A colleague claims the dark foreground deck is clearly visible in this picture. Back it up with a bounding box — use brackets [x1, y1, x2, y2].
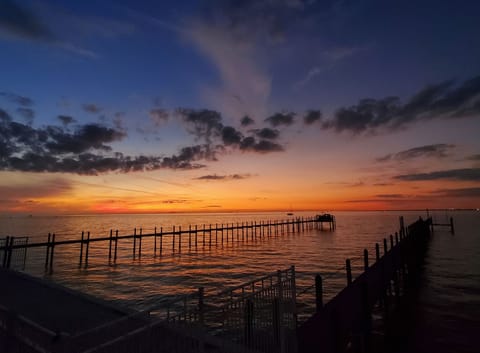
[0, 270, 253, 353]
[0, 270, 133, 335]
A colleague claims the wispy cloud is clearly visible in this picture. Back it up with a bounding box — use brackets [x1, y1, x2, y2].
[293, 67, 323, 90]
[377, 144, 456, 162]
[0, 0, 98, 58]
[434, 187, 480, 198]
[194, 174, 252, 181]
[393, 168, 480, 182]
[0, 92, 34, 106]
[265, 112, 295, 127]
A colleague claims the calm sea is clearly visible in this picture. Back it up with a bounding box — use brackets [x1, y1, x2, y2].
[1, 210, 479, 351]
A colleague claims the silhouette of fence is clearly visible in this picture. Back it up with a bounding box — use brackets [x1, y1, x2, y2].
[0, 216, 333, 272]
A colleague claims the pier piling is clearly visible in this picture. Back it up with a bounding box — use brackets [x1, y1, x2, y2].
[346, 258, 352, 285]
[315, 274, 323, 311]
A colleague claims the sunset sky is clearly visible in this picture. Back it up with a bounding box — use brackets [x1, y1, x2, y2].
[1, 0, 480, 214]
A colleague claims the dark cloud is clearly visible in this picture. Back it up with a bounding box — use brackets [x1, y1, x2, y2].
[394, 168, 480, 182]
[162, 199, 189, 204]
[304, 110, 322, 125]
[83, 103, 102, 114]
[194, 174, 252, 181]
[178, 108, 223, 143]
[16, 107, 35, 124]
[0, 114, 212, 174]
[265, 112, 295, 127]
[375, 194, 404, 198]
[45, 124, 125, 154]
[240, 137, 284, 153]
[0, 92, 34, 106]
[0, 0, 53, 41]
[0, 2, 100, 57]
[160, 144, 215, 170]
[1, 105, 288, 175]
[222, 126, 242, 145]
[57, 115, 76, 126]
[241, 115, 255, 126]
[180, 108, 286, 154]
[377, 144, 455, 162]
[435, 187, 480, 198]
[324, 75, 480, 134]
[254, 128, 279, 140]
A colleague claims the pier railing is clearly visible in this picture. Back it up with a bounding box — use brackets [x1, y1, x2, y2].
[297, 217, 432, 353]
[0, 216, 333, 271]
[73, 266, 298, 353]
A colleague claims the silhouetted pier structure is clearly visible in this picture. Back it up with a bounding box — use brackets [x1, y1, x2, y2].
[315, 214, 336, 231]
[298, 216, 432, 353]
[0, 215, 436, 353]
[1, 216, 334, 271]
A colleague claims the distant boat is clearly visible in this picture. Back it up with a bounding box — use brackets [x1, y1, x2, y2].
[287, 212, 294, 216]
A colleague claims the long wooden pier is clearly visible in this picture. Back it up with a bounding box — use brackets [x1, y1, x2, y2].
[298, 217, 432, 353]
[1, 216, 334, 271]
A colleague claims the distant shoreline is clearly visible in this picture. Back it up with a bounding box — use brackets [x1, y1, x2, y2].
[0, 208, 478, 218]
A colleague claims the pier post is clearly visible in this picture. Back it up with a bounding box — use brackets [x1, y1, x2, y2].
[114, 230, 118, 262]
[49, 234, 55, 271]
[85, 232, 90, 268]
[364, 249, 369, 271]
[189, 225, 192, 249]
[346, 259, 352, 285]
[195, 225, 198, 248]
[6, 236, 14, 269]
[79, 232, 84, 267]
[133, 228, 137, 258]
[399, 216, 405, 237]
[383, 238, 388, 255]
[450, 217, 455, 234]
[390, 234, 394, 249]
[315, 274, 323, 311]
[172, 226, 175, 252]
[45, 233, 51, 269]
[154, 227, 157, 256]
[375, 243, 380, 261]
[138, 228, 142, 257]
[395, 232, 399, 245]
[179, 226, 182, 252]
[209, 224, 212, 247]
[203, 224, 206, 247]
[108, 229, 113, 262]
[160, 227, 163, 255]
